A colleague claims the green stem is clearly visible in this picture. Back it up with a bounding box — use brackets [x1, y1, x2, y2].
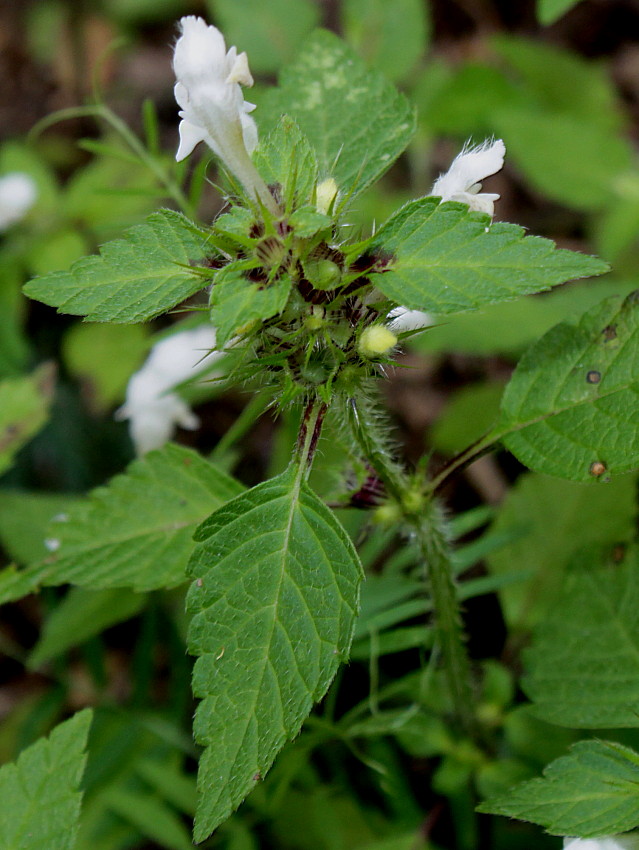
[346, 395, 477, 736]
[294, 398, 328, 479]
[426, 429, 501, 494]
[412, 504, 478, 738]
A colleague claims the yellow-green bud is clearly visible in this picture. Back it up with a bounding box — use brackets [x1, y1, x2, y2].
[316, 177, 338, 215]
[402, 489, 423, 514]
[305, 313, 325, 331]
[373, 503, 402, 525]
[358, 325, 397, 358]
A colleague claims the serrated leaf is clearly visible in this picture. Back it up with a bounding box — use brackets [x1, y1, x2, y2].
[498, 291, 639, 481]
[186, 465, 362, 840]
[486, 472, 637, 629]
[12, 444, 243, 596]
[260, 30, 416, 197]
[211, 268, 292, 347]
[537, 0, 581, 25]
[0, 709, 92, 850]
[0, 364, 55, 476]
[24, 210, 213, 323]
[29, 587, 145, 668]
[253, 117, 318, 209]
[523, 547, 639, 727]
[369, 198, 607, 313]
[478, 739, 639, 837]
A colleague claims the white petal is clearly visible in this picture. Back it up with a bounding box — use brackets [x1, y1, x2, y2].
[0, 172, 37, 230]
[226, 51, 253, 87]
[240, 111, 259, 155]
[173, 16, 226, 85]
[388, 306, 432, 333]
[432, 139, 505, 203]
[175, 119, 207, 162]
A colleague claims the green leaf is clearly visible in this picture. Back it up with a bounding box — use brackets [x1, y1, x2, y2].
[210, 267, 292, 347]
[537, 0, 581, 25]
[342, 0, 429, 83]
[24, 210, 213, 323]
[260, 30, 416, 197]
[478, 739, 639, 837]
[493, 109, 633, 211]
[0, 709, 92, 850]
[0, 364, 55, 476]
[253, 117, 318, 209]
[0, 491, 80, 565]
[493, 36, 624, 132]
[523, 547, 639, 727]
[29, 587, 146, 668]
[369, 198, 608, 313]
[12, 444, 243, 596]
[186, 465, 362, 840]
[103, 787, 193, 850]
[486, 472, 637, 629]
[207, 0, 320, 74]
[499, 291, 639, 481]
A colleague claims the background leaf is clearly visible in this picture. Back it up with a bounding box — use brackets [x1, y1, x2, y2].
[207, 0, 320, 74]
[369, 198, 608, 313]
[0, 364, 55, 476]
[260, 30, 416, 197]
[499, 291, 639, 481]
[479, 739, 639, 837]
[0, 709, 92, 850]
[486, 471, 637, 629]
[24, 210, 212, 323]
[187, 465, 362, 841]
[5, 445, 243, 599]
[523, 546, 639, 727]
[341, 0, 429, 83]
[537, 0, 582, 25]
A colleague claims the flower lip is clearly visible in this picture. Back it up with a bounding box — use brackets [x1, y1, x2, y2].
[431, 138, 506, 217]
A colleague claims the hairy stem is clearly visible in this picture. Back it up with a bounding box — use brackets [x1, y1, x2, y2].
[295, 398, 328, 478]
[346, 394, 477, 736]
[412, 504, 478, 737]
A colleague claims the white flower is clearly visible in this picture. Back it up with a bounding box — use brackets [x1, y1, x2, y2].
[116, 324, 222, 455]
[431, 139, 505, 217]
[172, 16, 277, 213]
[0, 172, 37, 231]
[388, 306, 432, 334]
[564, 835, 639, 850]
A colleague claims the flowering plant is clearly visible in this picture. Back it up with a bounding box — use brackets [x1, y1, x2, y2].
[4, 10, 639, 849]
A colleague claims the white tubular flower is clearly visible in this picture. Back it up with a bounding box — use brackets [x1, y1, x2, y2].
[0, 172, 37, 231]
[431, 139, 506, 217]
[564, 835, 639, 850]
[116, 324, 222, 455]
[388, 306, 432, 334]
[172, 16, 277, 213]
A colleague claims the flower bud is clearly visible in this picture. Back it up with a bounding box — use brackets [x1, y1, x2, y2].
[358, 325, 397, 358]
[316, 178, 338, 215]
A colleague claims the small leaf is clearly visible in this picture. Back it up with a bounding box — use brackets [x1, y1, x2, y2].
[10, 445, 243, 597]
[369, 198, 608, 314]
[253, 117, 318, 209]
[499, 291, 639, 481]
[24, 210, 213, 323]
[478, 739, 639, 837]
[0, 364, 55, 476]
[210, 268, 293, 347]
[0, 709, 92, 850]
[523, 547, 639, 728]
[187, 465, 362, 840]
[260, 30, 416, 197]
